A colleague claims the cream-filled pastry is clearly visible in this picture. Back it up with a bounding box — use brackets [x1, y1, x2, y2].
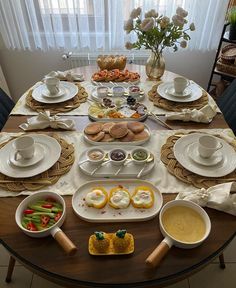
[131, 186, 154, 208]
[109, 186, 130, 209]
[85, 187, 108, 209]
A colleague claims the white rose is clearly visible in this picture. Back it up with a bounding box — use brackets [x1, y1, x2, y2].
[124, 19, 134, 33]
[130, 7, 141, 19]
[176, 7, 188, 18]
[172, 14, 185, 27]
[140, 17, 154, 32]
[125, 42, 134, 50]
[190, 23, 195, 31]
[145, 9, 158, 18]
[180, 40, 187, 48]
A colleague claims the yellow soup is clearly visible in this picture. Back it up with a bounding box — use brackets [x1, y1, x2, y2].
[162, 206, 206, 243]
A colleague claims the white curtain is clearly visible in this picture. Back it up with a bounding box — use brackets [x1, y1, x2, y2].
[0, 0, 229, 52]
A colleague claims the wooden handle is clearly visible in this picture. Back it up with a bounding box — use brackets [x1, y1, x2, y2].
[145, 240, 171, 268]
[53, 230, 77, 256]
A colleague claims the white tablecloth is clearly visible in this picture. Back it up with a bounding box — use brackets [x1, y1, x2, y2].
[11, 81, 219, 116]
[0, 128, 234, 197]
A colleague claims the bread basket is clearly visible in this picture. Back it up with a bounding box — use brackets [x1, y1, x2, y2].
[97, 55, 127, 70]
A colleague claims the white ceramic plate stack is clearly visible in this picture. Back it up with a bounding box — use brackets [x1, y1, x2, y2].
[78, 145, 155, 178]
[157, 81, 203, 103]
[0, 134, 61, 178]
[72, 179, 163, 222]
[32, 81, 78, 104]
[173, 133, 236, 177]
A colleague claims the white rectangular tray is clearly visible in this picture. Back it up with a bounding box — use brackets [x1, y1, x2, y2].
[78, 145, 155, 178]
[72, 179, 163, 222]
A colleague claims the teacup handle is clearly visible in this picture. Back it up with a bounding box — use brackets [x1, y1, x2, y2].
[216, 142, 223, 151]
[14, 151, 20, 161]
[186, 80, 191, 87]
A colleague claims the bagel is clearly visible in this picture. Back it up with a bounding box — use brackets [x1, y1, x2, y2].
[84, 123, 102, 135]
[109, 122, 128, 139]
[127, 122, 145, 133]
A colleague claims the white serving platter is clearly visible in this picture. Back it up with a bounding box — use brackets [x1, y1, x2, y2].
[173, 133, 236, 177]
[32, 81, 78, 104]
[83, 123, 151, 146]
[91, 79, 140, 88]
[0, 134, 61, 178]
[78, 145, 155, 178]
[72, 179, 163, 222]
[157, 81, 202, 103]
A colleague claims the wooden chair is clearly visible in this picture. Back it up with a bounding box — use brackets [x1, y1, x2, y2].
[0, 88, 15, 131]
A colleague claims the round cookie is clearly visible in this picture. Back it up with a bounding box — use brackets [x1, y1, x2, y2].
[85, 123, 102, 135]
[133, 130, 149, 141]
[120, 130, 135, 142]
[87, 131, 105, 142]
[127, 122, 144, 134]
[102, 122, 115, 133]
[109, 123, 128, 139]
[100, 133, 114, 142]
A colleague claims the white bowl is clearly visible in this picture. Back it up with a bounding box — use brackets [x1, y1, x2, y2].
[86, 148, 106, 164]
[159, 199, 211, 249]
[97, 86, 109, 98]
[131, 147, 150, 165]
[129, 85, 140, 97]
[112, 86, 125, 97]
[109, 149, 128, 166]
[15, 191, 66, 238]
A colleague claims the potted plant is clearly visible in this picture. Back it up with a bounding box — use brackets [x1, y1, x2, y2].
[228, 6, 236, 40]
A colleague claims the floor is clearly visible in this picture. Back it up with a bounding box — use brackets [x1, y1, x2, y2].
[0, 238, 235, 288]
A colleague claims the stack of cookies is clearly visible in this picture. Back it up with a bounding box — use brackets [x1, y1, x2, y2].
[84, 121, 149, 143]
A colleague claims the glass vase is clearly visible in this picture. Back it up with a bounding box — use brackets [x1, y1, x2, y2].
[145, 51, 165, 80]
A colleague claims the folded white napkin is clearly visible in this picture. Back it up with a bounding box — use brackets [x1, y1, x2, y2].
[176, 182, 236, 216]
[166, 103, 217, 123]
[45, 71, 84, 82]
[19, 111, 75, 131]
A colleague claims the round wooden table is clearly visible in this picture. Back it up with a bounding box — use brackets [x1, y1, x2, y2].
[0, 65, 235, 288]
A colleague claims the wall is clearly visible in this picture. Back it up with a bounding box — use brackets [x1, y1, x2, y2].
[0, 47, 216, 102]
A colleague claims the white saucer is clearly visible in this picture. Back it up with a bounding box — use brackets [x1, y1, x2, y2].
[42, 87, 65, 98]
[9, 143, 45, 168]
[166, 86, 191, 97]
[157, 81, 202, 103]
[187, 142, 223, 167]
[173, 133, 236, 177]
[32, 82, 78, 104]
[0, 134, 61, 178]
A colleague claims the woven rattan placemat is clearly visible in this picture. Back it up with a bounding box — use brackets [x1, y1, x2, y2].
[161, 133, 236, 189]
[0, 134, 75, 192]
[148, 83, 208, 112]
[26, 83, 88, 115]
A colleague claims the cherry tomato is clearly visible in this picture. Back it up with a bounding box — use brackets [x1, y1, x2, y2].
[23, 209, 34, 214]
[27, 222, 37, 231]
[54, 212, 62, 222]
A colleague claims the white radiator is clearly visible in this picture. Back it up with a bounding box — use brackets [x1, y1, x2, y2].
[62, 52, 147, 69]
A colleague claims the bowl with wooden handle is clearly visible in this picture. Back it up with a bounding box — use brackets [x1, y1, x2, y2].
[145, 199, 211, 268]
[15, 191, 77, 255]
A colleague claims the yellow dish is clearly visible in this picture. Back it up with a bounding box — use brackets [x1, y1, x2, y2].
[85, 187, 108, 209]
[131, 186, 154, 208]
[89, 232, 134, 255]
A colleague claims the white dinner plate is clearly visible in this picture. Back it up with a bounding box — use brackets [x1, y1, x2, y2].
[187, 142, 223, 167]
[78, 145, 155, 178]
[173, 133, 236, 177]
[32, 81, 78, 104]
[9, 143, 45, 168]
[0, 134, 61, 178]
[157, 81, 202, 102]
[166, 86, 192, 97]
[72, 179, 163, 222]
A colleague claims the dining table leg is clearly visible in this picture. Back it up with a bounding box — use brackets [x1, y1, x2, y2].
[219, 253, 226, 269]
[5, 255, 16, 283]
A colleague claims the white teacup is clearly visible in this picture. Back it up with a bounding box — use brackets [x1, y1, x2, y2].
[198, 135, 223, 159]
[174, 77, 190, 94]
[45, 77, 60, 95]
[13, 136, 35, 161]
